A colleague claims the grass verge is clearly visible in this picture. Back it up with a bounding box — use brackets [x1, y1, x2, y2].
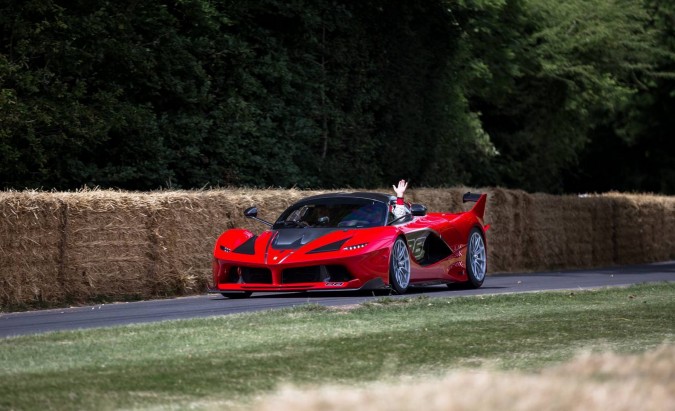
[249, 345, 675, 411]
[0, 283, 673, 410]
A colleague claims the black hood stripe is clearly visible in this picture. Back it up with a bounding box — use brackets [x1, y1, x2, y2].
[306, 237, 352, 254]
[271, 228, 343, 251]
[233, 236, 257, 255]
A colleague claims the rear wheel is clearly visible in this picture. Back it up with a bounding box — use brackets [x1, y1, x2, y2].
[389, 237, 411, 294]
[465, 228, 487, 288]
[221, 292, 252, 299]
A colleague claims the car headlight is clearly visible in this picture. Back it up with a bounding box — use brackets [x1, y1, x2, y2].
[343, 243, 368, 251]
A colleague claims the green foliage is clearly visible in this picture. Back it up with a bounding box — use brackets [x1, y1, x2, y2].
[462, 0, 673, 192]
[0, 0, 672, 192]
[564, 0, 675, 193]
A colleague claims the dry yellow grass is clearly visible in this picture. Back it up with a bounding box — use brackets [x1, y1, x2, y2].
[1, 188, 674, 308]
[246, 345, 675, 411]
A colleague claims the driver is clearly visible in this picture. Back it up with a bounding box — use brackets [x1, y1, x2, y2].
[391, 179, 411, 219]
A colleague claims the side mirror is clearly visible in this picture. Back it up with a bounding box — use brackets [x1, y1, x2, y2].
[411, 204, 427, 217]
[317, 216, 330, 225]
[243, 206, 273, 227]
[244, 207, 258, 218]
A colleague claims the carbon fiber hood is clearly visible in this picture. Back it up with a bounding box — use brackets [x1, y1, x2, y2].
[270, 228, 341, 250]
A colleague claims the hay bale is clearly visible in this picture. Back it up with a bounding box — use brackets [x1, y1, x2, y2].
[607, 194, 647, 265]
[151, 191, 242, 295]
[59, 191, 158, 302]
[483, 188, 533, 273]
[0, 191, 64, 307]
[528, 193, 565, 270]
[605, 193, 675, 264]
[532, 194, 596, 270]
[562, 196, 594, 269]
[586, 196, 615, 266]
[635, 194, 674, 262]
[665, 196, 675, 261]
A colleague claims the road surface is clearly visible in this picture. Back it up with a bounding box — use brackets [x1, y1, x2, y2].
[1, 261, 673, 338]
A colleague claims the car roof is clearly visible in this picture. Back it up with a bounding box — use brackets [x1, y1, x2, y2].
[292, 192, 395, 206]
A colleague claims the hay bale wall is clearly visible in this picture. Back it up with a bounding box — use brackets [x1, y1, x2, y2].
[1, 189, 673, 309]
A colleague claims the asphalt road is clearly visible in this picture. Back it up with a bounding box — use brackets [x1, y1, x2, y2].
[1, 261, 673, 338]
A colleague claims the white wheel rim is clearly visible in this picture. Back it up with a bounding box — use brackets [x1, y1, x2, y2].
[393, 239, 410, 289]
[469, 232, 486, 281]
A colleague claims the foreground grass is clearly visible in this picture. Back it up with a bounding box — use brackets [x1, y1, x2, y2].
[0, 283, 673, 410]
[250, 345, 675, 411]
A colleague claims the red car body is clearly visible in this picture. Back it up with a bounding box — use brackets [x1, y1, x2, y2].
[210, 192, 489, 297]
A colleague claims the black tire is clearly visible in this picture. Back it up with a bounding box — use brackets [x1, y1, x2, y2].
[389, 237, 411, 294]
[465, 228, 487, 288]
[221, 291, 252, 299]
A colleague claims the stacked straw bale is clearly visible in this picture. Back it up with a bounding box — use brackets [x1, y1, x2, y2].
[587, 196, 615, 266]
[604, 193, 675, 265]
[0, 191, 65, 305]
[0, 188, 673, 309]
[481, 188, 533, 273]
[529, 193, 594, 270]
[60, 191, 160, 301]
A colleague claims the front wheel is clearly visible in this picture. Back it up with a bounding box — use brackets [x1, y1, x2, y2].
[465, 228, 487, 288]
[389, 237, 411, 294]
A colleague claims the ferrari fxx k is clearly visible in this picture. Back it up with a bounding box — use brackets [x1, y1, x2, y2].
[210, 192, 489, 298]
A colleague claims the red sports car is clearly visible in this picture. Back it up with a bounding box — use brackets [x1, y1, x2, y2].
[210, 192, 489, 298]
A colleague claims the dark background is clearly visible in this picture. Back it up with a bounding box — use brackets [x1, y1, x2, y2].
[1, 0, 673, 194]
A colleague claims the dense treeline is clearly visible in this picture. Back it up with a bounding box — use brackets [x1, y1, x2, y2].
[1, 0, 673, 193]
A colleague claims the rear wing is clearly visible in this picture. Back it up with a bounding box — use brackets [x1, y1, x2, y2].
[462, 192, 482, 203]
[463, 192, 487, 221]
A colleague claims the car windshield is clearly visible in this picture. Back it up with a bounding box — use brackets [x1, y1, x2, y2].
[273, 199, 388, 229]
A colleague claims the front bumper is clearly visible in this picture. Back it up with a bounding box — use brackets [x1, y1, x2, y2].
[208, 277, 387, 294]
[211, 249, 390, 293]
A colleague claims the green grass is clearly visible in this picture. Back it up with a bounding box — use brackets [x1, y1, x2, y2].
[1, 283, 673, 410]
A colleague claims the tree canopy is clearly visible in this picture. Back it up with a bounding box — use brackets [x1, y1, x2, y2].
[1, 0, 673, 193]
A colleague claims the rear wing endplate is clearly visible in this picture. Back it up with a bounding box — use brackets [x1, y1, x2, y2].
[463, 192, 482, 203]
[463, 192, 487, 220]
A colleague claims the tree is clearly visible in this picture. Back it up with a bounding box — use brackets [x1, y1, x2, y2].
[465, 0, 672, 193]
[565, 0, 675, 194]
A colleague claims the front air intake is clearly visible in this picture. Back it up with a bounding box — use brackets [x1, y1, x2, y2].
[282, 265, 352, 284]
[225, 266, 273, 284]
